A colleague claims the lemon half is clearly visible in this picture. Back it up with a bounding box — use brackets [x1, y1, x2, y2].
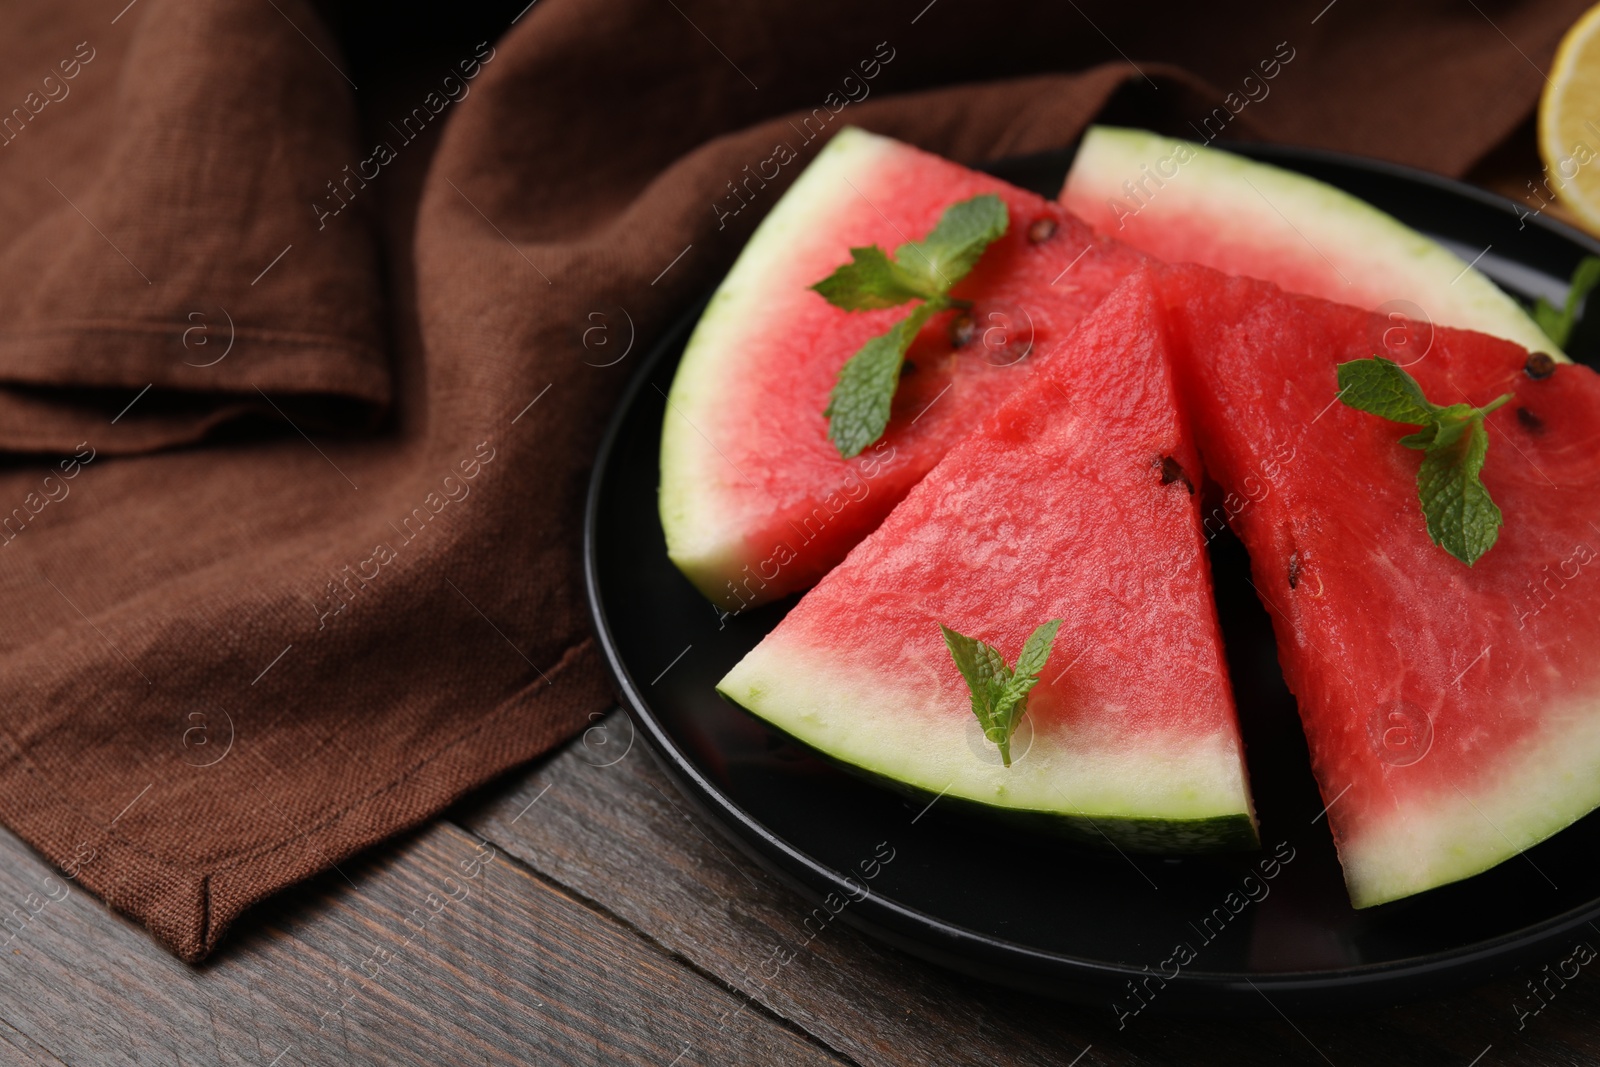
[1540, 2, 1600, 235]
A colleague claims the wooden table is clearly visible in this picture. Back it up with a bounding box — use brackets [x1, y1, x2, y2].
[1, 706, 1597, 1067]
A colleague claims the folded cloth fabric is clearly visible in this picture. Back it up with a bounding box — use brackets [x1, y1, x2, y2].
[0, 0, 1581, 961]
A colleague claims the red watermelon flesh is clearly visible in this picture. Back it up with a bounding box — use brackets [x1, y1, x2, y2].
[1158, 261, 1600, 905]
[661, 127, 1147, 615]
[717, 272, 1257, 849]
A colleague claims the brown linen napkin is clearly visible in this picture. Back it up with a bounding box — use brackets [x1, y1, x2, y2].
[0, 0, 1584, 961]
[0, 0, 387, 453]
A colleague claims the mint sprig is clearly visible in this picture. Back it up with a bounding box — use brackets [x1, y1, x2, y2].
[813, 195, 1010, 458]
[1532, 255, 1600, 348]
[1336, 357, 1512, 566]
[940, 618, 1061, 767]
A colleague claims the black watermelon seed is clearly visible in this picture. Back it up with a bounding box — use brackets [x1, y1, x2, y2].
[949, 314, 975, 347]
[1159, 455, 1194, 494]
[1525, 352, 1557, 380]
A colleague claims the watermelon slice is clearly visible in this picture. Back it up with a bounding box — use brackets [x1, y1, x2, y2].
[661, 127, 1146, 612]
[1061, 126, 1561, 358]
[1158, 261, 1600, 905]
[717, 272, 1258, 850]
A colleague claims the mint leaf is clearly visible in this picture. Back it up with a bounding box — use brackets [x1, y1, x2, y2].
[892, 194, 1009, 295]
[1336, 356, 1440, 426]
[811, 246, 933, 310]
[1336, 357, 1512, 566]
[814, 195, 1011, 458]
[939, 623, 1010, 751]
[1010, 619, 1061, 681]
[824, 304, 935, 458]
[1416, 417, 1502, 566]
[940, 618, 1061, 768]
[1532, 255, 1600, 348]
[993, 619, 1061, 744]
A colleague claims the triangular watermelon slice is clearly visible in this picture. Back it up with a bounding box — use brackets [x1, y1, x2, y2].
[661, 127, 1146, 613]
[1060, 126, 1559, 358]
[717, 272, 1258, 850]
[1157, 261, 1600, 905]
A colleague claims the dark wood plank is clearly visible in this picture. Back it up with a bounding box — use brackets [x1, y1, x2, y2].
[0, 1018, 66, 1067]
[460, 710, 1600, 1067]
[0, 817, 849, 1067]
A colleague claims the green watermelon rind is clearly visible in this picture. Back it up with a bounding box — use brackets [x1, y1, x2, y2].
[659, 127, 896, 601]
[720, 688, 1260, 852]
[718, 649, 1261, 854]
[1063, 126, 1566, 361]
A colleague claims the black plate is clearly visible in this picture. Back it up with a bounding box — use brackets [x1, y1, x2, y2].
[584, 141, 1600, 1016]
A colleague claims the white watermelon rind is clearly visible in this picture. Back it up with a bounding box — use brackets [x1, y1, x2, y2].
[718, 642, 1260, 852]
[659, 127, 897, 601]
[1344, 694, 1600, 908]
[1062, 126, 1566, 361]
